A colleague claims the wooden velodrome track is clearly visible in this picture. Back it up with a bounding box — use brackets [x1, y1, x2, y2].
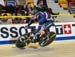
[0, 40, 75, 57]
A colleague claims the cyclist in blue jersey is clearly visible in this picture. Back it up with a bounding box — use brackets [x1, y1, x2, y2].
[28, 10, 51, 34]
[26, 7, 59, 42]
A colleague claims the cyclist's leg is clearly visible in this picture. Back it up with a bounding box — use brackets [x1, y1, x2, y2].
[33, 25, 42, 34]
[30, 25, 42, 43]
[42, 21, 52, 33]
[44, 21, 51, 28]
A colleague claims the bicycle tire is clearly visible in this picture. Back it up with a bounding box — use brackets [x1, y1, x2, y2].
[39, 32, 56, 47]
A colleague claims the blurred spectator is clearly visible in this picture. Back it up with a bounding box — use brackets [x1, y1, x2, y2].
[15, 5, 24, 15]
[12, 13, 25, 24]
[0, 4, 3, 15]
[0, 13, 12, 24]
[24, 2, 34, 23]
[6, 5, 15, 15]
[24, 2, 33, 15]
[12, 18, 23, 24]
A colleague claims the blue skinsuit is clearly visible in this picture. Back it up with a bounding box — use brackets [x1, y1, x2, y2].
[28, 12, 52, 34]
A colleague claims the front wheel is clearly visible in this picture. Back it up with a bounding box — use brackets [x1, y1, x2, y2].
[39, 32, 56, 47]
[16, 35, 30, 48]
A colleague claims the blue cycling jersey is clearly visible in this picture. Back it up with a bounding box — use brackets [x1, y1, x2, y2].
[38, 12, 51, 24]
[28, 11, 52, 34]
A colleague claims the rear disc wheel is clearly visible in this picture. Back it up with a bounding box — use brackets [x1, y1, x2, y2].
[39, 32, 56, 47]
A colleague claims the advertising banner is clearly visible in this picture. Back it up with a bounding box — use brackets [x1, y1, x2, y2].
[0, 22, 75, 44]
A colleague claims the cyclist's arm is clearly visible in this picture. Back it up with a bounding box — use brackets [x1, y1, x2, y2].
[33, 25, 42, 34]
[28, 14, 38, 26]
[28, 18, 34, 26]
